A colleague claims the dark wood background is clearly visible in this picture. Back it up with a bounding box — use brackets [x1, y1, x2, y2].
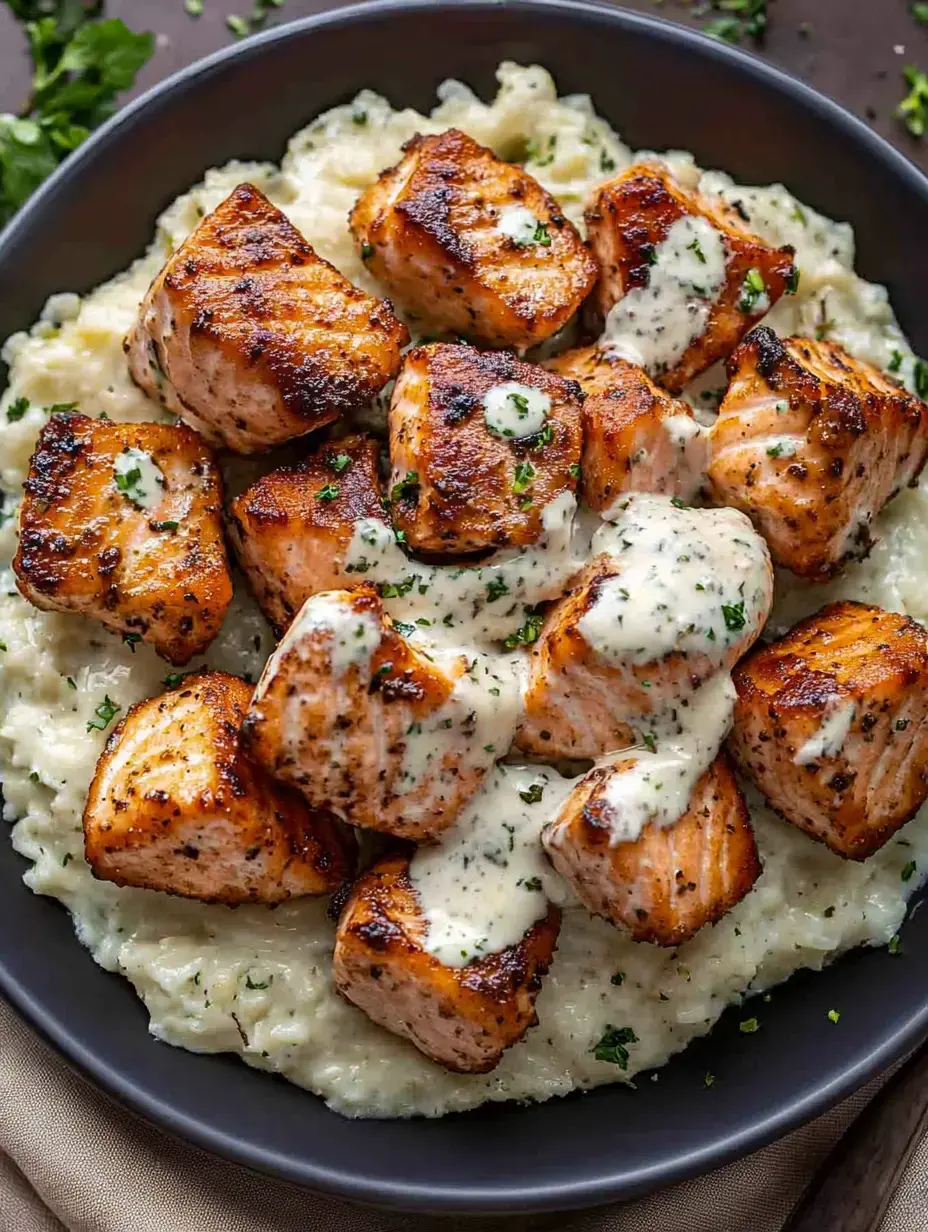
[1, 1, 926, 175]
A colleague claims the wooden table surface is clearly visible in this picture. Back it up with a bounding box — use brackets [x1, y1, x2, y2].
[1, 0, 926, 176]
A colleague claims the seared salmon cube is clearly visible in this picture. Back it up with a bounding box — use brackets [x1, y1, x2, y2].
[584, 164, 797, 392]
[389, 343, 583, 554]
[126, 182, 409, 454]
[227, 433, 384, 635]
[13, 412, 232, 665]
[241, 587, 517, 841]
[349, 129, 597, 351]
[729, 600, 928, 860]
[543, 753, 759, 945]
[708, 327, 928, 579]
[84, 670, 355, 904]
[333, 850, 560, 1072]
[516, 496, 773, 759]
[545, 345, 706, 509]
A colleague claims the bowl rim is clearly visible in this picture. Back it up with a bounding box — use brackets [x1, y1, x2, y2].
[2, 0, 928, 1213]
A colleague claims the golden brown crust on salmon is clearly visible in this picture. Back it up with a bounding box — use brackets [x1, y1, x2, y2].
[707, 327, 928, 579]
[83, 670, 355, 904]
[241, 587, 501, 841]
[227, 433, 384, 635]
[349, 129, 597, 351]
[584, 164, 796, 392]
[13, 413, 232, 665]
[729, 600, 928, 859]
[543, 753, 759, 945]
[545, 346, 706, 508]
[126, 182, 409, 453]
[332, 850, 560, 1072]
[388, 343, 583, 554]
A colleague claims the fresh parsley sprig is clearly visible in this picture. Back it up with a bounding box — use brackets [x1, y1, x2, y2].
[0, 1, 154, 227]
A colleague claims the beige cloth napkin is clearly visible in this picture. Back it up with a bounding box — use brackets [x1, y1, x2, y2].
[0, 995, 925, 1232]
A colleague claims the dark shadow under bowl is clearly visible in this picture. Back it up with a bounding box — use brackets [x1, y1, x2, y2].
[1, 0, 927, 1213]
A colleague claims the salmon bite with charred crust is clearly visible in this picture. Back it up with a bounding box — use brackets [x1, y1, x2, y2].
[389, 343, 583, 555]
[545, 346, 707, 507]
[584, 164, 797, 393]
[13, 413, 232, 665]
[544, 754, 760, 946]
[126, 182, 409, 453]
[729, 601, 928, 860]
[83, 671, 355, 904]
[349, 128, 597, 350]
[333, 851, 561, 1073]
[226, 433, 385, 635]
[241, 587, 519, 842]
[708, 327, 928, 579]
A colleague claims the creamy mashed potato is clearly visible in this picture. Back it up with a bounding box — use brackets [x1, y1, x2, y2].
[1, 64, 926, 1119]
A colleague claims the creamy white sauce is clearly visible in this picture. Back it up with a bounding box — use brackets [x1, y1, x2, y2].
[483, 382, 550, 439]
[267, 591, 381, 678]
[112, 447, 165, 510]
[2, 62, 927, 1121]
[343, 490, 578, 648]
[576, 674, 736, 845]
[794, 700, 857, 766]
[581, 495, 771, 674]
[602, 214, 727, 376]
[395, 649, 522, 796]
[411, 765, 573, 966]
[496, 206, 546, 247]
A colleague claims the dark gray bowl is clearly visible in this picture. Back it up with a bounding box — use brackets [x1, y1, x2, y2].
[1, 0, 927, 1213]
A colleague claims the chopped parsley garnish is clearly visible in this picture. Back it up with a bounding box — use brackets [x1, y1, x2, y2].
[162, 671, 193, 689]
[151, 520, 179, 532]
[66, 676, 76, 689]
[889, 933, 902, 955]
[889, 350, 905, 373]
[670, 497, 687, 509]
[392, 620, 416, 637]
[739, 1017, 760, 1034]
[245, 973, 272, 990]
[379, 575, 418, 599]
[687, 237, 707, 264]
[122, 632, 142, 651]
[915, 360, 928, 400]
[898, 66, 928, 139]
[519, 782, 545, 804]
[391, 471, 419, 502]
[721, 600, 746, 631]
[642, 731, 657, 753]
[504, 609, 544, 649]
[517, 220, 551, 247]
[226, 14, 249, 36]
[512, 460, 536, 494]
[533, 424, 554, 449]
[827, 1008, 841, 1025]
[914, 3, 928, 23]
[6, 397, 30, 422]
[610, 971, 625, 986]
[361, 242, 374, 260]
[591, 1025, 638, 1068]
[328, 453, 352, 474]
[785, 265, 800, 295]
[87, 695, 120, 733]
[568, 461, 582, 480]
[738, 268, 767, 313]
[351, 107, 368, 127]
[485, 577, 510, 603]
[185, 0, 204, 15]
[113, 450, 162, 508]
[901, 859, 917, 882]
[766, 444, 783, 459]
[704, 1071, 715, 1088]
[315, 483, 339, 501]
[521, 876, 543, 892]
[703, 0, 768, 44]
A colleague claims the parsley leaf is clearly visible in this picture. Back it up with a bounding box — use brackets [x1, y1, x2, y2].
[898, 65, 928, 139]
[503, 609, 544, 649]
[1, 7, 154, 227]
[86, 694, 120, 733]
[592, 1025, 638, 1068]
[6, 396, 30, 422]
[721, 600, 746, 631]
